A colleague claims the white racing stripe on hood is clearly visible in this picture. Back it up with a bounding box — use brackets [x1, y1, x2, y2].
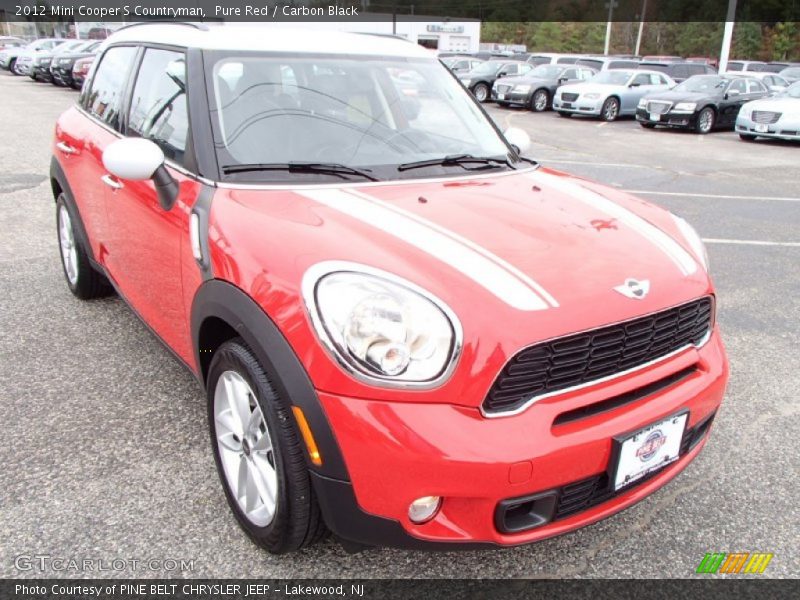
[300, 188, 554, 311]
[529, 171, 698, 276]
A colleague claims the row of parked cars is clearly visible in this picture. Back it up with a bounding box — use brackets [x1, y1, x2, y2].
[0, 37, 100, 89]
[444, 52, 800, 142]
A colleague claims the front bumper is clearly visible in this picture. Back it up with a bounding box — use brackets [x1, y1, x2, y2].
[51, 66, 74, 86]
[317, 328, 728, 547]
[552, 95, 603, 115]
[491, 88, 532, 106]
[736, 115, 800, 141]
[30, 64, 52, 81]
[636, 107, 699, 129]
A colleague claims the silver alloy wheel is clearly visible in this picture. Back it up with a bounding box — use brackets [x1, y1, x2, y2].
[474, 84, 488, 102]
[603, 98, 619, 121]
[57, 205, 79, 286]
[698, 109, 714, 133]
[533, 90, 548, 111]
[214, 370, 277, 527]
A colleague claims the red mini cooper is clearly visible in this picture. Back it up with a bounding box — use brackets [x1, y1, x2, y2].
[51, 23, 728, 553]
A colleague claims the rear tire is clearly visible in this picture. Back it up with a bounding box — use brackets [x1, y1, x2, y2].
[739, 133, 757, 141]
[56, 194, 112, 300]
[207, 339, 328, 554]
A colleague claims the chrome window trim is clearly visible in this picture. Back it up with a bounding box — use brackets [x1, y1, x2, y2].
[481, 298, 715, 419]
[301, 260, 464, 390]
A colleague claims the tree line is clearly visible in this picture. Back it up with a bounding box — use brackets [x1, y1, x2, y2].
[481, 22, 799, 61]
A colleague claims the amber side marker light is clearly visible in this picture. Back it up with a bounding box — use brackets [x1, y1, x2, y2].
[291, 406, 322, 466]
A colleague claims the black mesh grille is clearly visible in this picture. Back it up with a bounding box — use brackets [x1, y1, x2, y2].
[561, 92, 579, 101]
[483, 297, 713, 414]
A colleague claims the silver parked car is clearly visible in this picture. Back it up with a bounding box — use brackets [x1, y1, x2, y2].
[8, 38, 66, 75]
[741, 72, 791, 93]
[736, 81, 800, 142]
[553, 69, 675, 121]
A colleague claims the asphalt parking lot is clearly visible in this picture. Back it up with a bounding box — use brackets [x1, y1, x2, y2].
[1, 71, 798, 579]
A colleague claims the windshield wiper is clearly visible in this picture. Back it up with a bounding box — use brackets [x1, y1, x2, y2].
[221, 162, 379, 182]
[397, 154, 516, 172]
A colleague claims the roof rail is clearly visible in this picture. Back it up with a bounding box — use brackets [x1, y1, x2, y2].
[113, 21, 210, 34]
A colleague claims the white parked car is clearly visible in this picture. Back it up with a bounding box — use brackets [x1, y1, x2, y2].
[736, 81, 800, 142]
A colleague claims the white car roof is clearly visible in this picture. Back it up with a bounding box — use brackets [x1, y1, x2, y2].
[105, 23, 433, 59]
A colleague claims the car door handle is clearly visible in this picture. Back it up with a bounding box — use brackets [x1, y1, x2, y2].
[101, 174, 123, 190]
[56, 141, 79, 155]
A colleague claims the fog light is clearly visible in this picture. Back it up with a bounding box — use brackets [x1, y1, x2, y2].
[408, 496, 441, 524]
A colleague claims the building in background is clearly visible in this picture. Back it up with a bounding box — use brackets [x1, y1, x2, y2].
[0, 16, 480, 52]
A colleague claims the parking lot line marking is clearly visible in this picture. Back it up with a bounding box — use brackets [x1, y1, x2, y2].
[543, 160, 653, 168]
[703, 238, 800, 247]
[625, 190, 800, 203]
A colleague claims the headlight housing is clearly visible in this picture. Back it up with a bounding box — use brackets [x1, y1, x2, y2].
[512, 84, 531, 93]
[739, 105, 752, 119]
[637, 98, 648, 108]
[302, 262, 462, 387]
[584, 93, 601, 100]
[674, 102, 697, 112]
[459, 78, 471, 87]
[672, 214, 709, 272]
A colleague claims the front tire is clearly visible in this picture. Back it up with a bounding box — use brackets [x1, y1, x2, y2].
[601, 97, 620, 122]
[531, 89, 549, 112]
[472, 82, 489, 102]
[739, 133, 757, 141]
[207, 339, 327, 554]
[56, 194, 111, 299]
[8, 58, 16, 73]
[640, 121, 656, 128]
[557, 111, 572, 118]
[695, 107, 715, 134]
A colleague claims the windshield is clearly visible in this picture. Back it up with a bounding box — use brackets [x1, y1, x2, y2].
[207, 53, 517, 182]
[530, 64, 563, 79]
[786, 82, 800, 98]
[470, 61, 504, 76]
[674, 76, 726, 93]
[591, 70, 633, 85]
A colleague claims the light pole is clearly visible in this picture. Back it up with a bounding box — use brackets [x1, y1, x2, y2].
[719, 0, 737, 73]
[635, 0, 648, 56]
[604, 1, 618, 55]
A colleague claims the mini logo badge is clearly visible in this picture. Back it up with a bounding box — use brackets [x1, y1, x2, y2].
[614, 278, 650, 299]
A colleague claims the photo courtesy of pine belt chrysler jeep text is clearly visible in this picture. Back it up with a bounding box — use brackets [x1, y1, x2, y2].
[51, 23, 729, 553]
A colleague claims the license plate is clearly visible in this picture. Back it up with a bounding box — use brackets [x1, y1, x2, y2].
[754, 124, 768, 133]
[649, 113, 661, 121]
[497, 93, 505, 100]
[563, 102, 573, 109]
[613, 413, 688, 491]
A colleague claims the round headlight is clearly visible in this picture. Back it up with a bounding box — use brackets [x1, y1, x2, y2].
[303, 263, 461, 386]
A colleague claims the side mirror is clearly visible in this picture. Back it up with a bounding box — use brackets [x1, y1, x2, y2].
[102, 138, 179, 211]
[726, 89, 740, 98]
[504, 126, 531, 154]
[558, 77, 567, 84]
[497, 71, 508, 78]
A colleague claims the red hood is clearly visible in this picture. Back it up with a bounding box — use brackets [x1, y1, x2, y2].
[212, 167, 711, 404]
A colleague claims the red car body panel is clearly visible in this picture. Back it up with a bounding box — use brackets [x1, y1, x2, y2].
[54, 88, 728, 546]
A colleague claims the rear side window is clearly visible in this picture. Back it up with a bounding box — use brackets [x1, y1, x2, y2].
[556, 57, 578, 64]
[576, 59, 603, 70]
[528, 56, 551, 66]
[128, 48, 189, 164]
[83, 46, 137, 131]
[727, 62, 743, 71]
[609, 60, 638, 69]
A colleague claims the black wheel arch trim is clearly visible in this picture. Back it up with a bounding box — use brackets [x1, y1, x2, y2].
[191, 279, 350, 480]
